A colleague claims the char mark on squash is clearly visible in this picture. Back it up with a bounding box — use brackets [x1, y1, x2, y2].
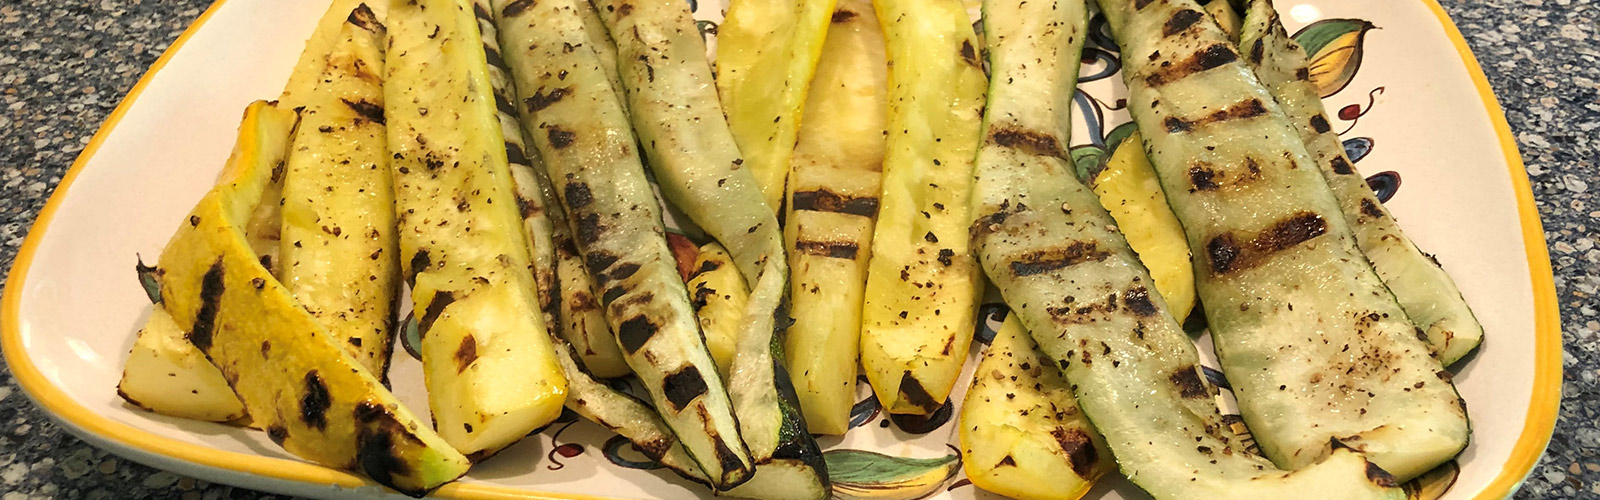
[1189, 165, 1221, 191]
[1124, 286, 1158, 316]
[609, 262, 642, 281]
[300, 371, 333, 430]
[454, 335, 478, 374]
[960, 40, 980, 68]
[186, 258, 226, 352]
[491, 86, 518, 115]
[473, 1, 494, 21]
[616, 315, 659, 354]
[661, 366, 709, 411]
[1144, 44, 1238, 87]
[794, 240, 859, 259]
[1164, 98, 1267, 133]
[711, 435, 746, 479]
[1162, 9, 1204, 37]
[1365, 461, 1400, 487]
[1206, 212, 1328, 274]
[1009, 241, 1110, 277]
[585, 251, 619, 276]
[342, 98, 385, 125]
[525, 87, 572, 113]
[1169, 365, 1210, 399]
[575, 213, 604, 245]
[896, 371, 940, 412]
[546, 126, 576, 149]
[1051, 427, 1100, 477]
[505, 142, 529, 165]
[791, 189, 879, 217]
[356, 421, 421, 494]
[266, 425, 289, 445]
[501, 0, 535, 17]
[831, 8, 857, 23]
[1134, 0, 1157, 9]
[564, 181, 594, 208]
[989, 126, 1066, 159]
[417, 290, 457, 337]
[1330, 156, 1354, 175]
[347, 4, 386, 33]
[408, 250, 431, 281]
[1249, 38, 1265, 64]
[1360, 198, 1386, 219]
[1309, 114, 1332, 133]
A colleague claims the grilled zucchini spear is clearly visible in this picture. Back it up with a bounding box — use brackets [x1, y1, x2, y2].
[972, 1, 1401, 497]
[279, 4, 398, 377]
[597, 0, 828, 495]
[385, 0, 568, 459]
[496, 0, 755, 488]
[715, 0, 837, 208]
[782, 0, 887, 435]
[1100, 0, 1468, 481]
[1239, 0, 1483, 366]
[859, 0, 987, 416]
[118, 2, 388, 421]
[158, 101, 471, 496]
[959, 315, 1111, 500]
[687, 243, 748, 378]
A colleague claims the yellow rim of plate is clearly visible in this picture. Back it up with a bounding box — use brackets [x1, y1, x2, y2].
[0, 0, 1562, 499]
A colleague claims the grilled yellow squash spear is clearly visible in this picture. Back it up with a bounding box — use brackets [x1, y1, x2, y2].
[158, 100, 470, 496]
[118, 1, 388, 422]
[781, 0, 887, 435]
[386, 0, 567, 460]
[960, 315, 1110, 500]
[279, 4, 398, 377]
[715, 0, 837, 208]
[859, 0, 987, 416]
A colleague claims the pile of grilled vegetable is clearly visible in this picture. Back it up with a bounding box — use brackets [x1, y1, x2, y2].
[116, 0, 1481, 497]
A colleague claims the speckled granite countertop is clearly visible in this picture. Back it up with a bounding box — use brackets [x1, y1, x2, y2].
[0, 0, 1594, 498]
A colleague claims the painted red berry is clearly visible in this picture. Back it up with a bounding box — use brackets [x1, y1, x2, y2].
[1338, 104, 1362, 121]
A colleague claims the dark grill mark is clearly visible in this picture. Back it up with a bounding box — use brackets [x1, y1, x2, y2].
[341, 98, 385, 125]
[1170, 366, 1210, 399]
[831, 9, 857, 23]
[1309, 115, 1332, 133]
[1189, 165, 1221, 191]
[1145, 44, 1238, 87]
[356, 423, 418, 493]
[896, 371, 940, 411]
[1360, 198, 1386, 219]
[346, 4, 385, 32]
[1165, 98, 1268, 133]
[711, 436, 746, 479]
[1330, 156, 1354, 175]
[186, 259, 226, 352]
[492, 89, 517, 115]
[616, 316, 659, 354]
[1124, 286, 1157, 316]
[408, 250, 430, 281]
[576, 213, 603, 244]
[989, 126, 1065, 159]
[998, 455, 1017, 467]
[791, 189, 879, 217]
[547, 126, 576, 149]
[525, 87, 572, 113]
[1249, 38, 1265, 64]
[505, 142, 529, 165]
[794, 240, 859, 259]
[1365, 462, 1399, 487]
[601, 286, 625, 305]
[585, 251, 619, 275]
[1009, 241, 1109, 277]
[564, 182, 594, 208]
[1206, 212, 1328, 274]
[695, 258, 722, 275]
[1295, 67, 1311, 80]
[661, 367, 709, 411]
[501, 0, 535, 17]
[418, 291, 457, 336]
[1134, 0, 1156, 8]
[454, 336, 478, 374]
[300, 371, 332, 430]
[610, 262, 642, 281]
[615, 2, 634, 16]
[1162, 9, 1204, 37]
[960, 40, 980, 67]
[1051, 427, 1099, 477]
[516, 195, 538, 218]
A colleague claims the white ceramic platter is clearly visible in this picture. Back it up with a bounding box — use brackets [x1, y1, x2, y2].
[1, 0, 1560, 499]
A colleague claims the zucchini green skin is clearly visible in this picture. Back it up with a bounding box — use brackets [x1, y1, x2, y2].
[495, 0, 756, 488]
[279, 4, 399, 378]
[973, 1, 1401, 497]
[386, 0, 569, 459]
[595, 0, 828, 495]
[1099, 0, 1467, 481]
[1239, 0, 1482, 366]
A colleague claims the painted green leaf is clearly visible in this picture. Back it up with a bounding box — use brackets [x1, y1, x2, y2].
[1293, 18, 1377, 97]
[1070, 145, 1108, 184]
[400, 312, 421, 360]
[1103, 120, 1141, 155]
[826, 449, 960, 500]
